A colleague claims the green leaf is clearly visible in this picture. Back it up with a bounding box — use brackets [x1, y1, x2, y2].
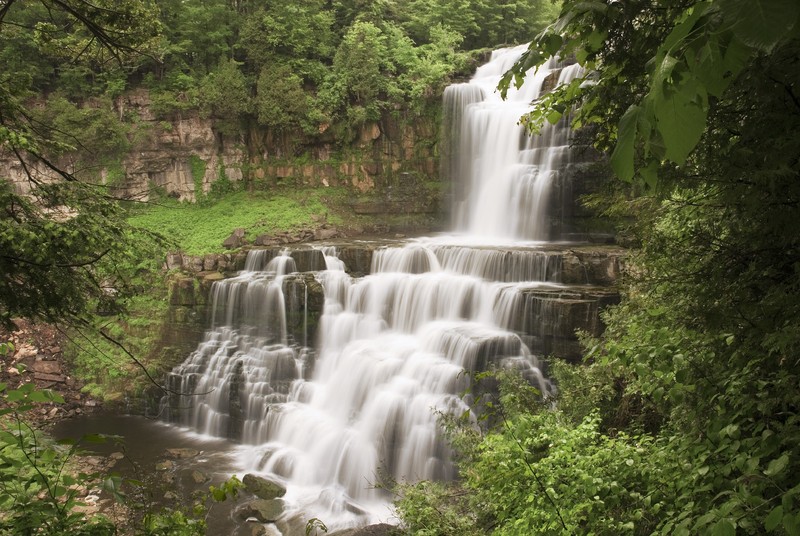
[546, 110, 563, 124]
[765, 505, 783, 532]
[764, 454, 789, 476]
[662, 3, 712, 53]
[611, 105, 641, 181]
[721, 0, 800, 52]
[711, 518, 736, 536]
[654, 79, 708, 164]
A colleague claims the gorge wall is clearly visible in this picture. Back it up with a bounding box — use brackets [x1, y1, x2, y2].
[110, 90, 443, 223]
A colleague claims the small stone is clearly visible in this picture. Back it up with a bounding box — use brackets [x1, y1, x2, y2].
[190, 470, 208, 484]
[164, 491, 179, 500]
[223, 228, 247, 249]
[34, 372, 66, 383]
[32, 361, 61, 374]
[155, 460, 175, 471]
[165, 448, 200, 459]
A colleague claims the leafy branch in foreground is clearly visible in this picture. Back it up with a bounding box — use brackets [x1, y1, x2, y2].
[500, 0, 800, 187]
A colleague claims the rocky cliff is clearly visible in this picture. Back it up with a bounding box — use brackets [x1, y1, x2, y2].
[109, 90, 443, 219]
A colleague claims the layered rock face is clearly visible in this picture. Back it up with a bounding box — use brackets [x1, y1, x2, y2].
[109, 91, 442, 219]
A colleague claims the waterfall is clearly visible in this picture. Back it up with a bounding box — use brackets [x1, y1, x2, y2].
[445, 45, 584, 241]
[162, 47, 584, 531]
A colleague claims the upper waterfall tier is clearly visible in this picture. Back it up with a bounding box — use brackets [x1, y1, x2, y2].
[444, 45, 585, 241]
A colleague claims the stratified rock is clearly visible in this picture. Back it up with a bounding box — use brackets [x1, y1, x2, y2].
[169, 277, 196, 306]
[236, 499, 285, 523]
[242, 474, 286, 500]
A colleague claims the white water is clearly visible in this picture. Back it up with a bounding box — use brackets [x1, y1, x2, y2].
[446, 45, 584, 240]
[163, 47, 582, 532]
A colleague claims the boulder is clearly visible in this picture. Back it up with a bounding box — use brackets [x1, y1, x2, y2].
[223, 228, 247, 249]
[236, 499, 285, 523]
[242, 474, 286, 500]
[313, 227, 339, 241]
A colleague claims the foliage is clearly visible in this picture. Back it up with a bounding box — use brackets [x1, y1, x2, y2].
[255, 63, 313, 132]
[501, 0, 800, 186]
[0, 383, 116, 535]
[395, 371, 668, 535]
[197, 59, 250, 136]
[0, 0, 162, 329]
[137, 475, 241, 535]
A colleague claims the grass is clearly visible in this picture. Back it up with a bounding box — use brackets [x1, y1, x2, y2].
[126, 189, 345, 255]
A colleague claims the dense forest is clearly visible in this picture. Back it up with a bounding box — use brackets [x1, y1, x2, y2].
[2, 0, 799, 535]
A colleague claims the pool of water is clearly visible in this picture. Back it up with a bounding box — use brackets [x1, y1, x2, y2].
[51, 413, 243, 534]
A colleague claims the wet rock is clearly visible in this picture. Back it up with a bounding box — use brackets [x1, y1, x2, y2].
[242, 474, 286, 500]
[559, 247, 625, 285]
[290, 248, 326, 272]
[155, 460, 175, 471]
[236, 498, 285, 523]
[282, 273, 325, 347]
[228, 360, 244, 440]
[337, 245, 375, 275]
[190, 470, 208, 484]
[236, 523, 270, 536]
[165, 448, 200, 459]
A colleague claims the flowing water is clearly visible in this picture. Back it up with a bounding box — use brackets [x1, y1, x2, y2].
[162, 45, 585, 532]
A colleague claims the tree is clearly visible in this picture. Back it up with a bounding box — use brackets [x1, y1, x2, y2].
[0, 0, 161, 328]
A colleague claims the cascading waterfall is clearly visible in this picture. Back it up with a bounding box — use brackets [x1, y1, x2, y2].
[445, 45, 584, 240]
[163, 46, 583, 531]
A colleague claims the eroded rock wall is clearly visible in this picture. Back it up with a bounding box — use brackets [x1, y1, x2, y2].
[107, 91, 441, 217]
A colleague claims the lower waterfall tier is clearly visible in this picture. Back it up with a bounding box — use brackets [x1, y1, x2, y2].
[161, 238, 623, 530]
